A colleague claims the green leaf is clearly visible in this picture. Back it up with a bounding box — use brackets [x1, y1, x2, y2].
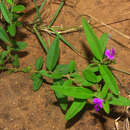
[0, 51, 8, 65]
[82, 69, 98, 83]
[103, 101, 110, 114]
[108, 95, 130, 106]
[99, 65, 119, 95]
[35, 56, 43, 71]
[33, 26, 48, 53]
[82, 17, 102, 60]
[54, 64, 70, 75]
[55, 91, 68, 111]
[6, 0, 13, 5]
[22, 66, 31, 73]
[51, 85, 94, 99]
[12, 41, 27, 51]
[0, 1, 10, 23]
[33, 0, 42, 23]
[87, 64, 99, 73]
[51, 72, 62, 79]
[0, 51, 8, 60]
[53, 79, 68, 111]
[8, 23, 16, 37]
[50, 28, 80, 54]
[68, 60, 76, 73]
[12, 54, 19, 68]
[31, 73, 42, 80]
[65, 99, 86, 120]
[33, 78, 43, 91]
[39, 70, 52, 78]
[70, 73, 94, 87]
[99, 33, 108, 57]
[12, 5, 25, 12]
[100, 84, 109, 98]
[46, 36, 59, 71]
[15, 21, 22, 27]
[63, 80, 72, 86]
[0, 26, 10, 43]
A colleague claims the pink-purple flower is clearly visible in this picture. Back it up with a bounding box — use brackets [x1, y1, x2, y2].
[105, 48, 115, 60]
[93, 98, 104, 111]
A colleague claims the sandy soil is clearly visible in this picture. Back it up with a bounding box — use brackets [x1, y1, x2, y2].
[0, 0, 129, 129]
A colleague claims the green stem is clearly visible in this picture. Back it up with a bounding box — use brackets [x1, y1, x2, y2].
[48, 0, 65, 27]
[33, 0, 42, 23]
[33, 0, 47, 23]
[33, 25, 48, 53]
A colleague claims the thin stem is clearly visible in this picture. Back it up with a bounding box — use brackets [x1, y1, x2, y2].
[33, 0, 47, 23]
[110, 66, 130, 75]
[85, 13, 130, 40]
[33, 0, 42, 23]
[48, 0, 65, 27]
[33, 25, 48, 53]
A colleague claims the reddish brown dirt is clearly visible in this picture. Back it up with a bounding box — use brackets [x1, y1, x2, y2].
[0, 0, 130, 129]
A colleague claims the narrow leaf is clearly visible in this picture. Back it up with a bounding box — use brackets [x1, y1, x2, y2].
[70, 73, 94, 87]
[55, 91, 68, 111]
[31, 73, 42, 80]
[8, 23, 16, 37]
[46, 36, 59, 71]
[99, 65, 119, 95]
[12, 41, 27, 51]
[35, 56, 43, 71]
[82, 17, 102, 60]
[103, 101, 110, 114]
[99, 33, 108, 57]
[65, 99, 86, 120]
[0, 1, 10, 23]
[82, 69, 97, 83]
[12, 5, 25, 12]
[68, 60, 76, 73]
[6, 0, 13, 5]
[63, 80, 72, 86]
[51, 85, 94, 99]
[100, 83, 109, 98]
[33, 0, 42, 23]
[33, 26, 48, 53]
[54, 64, 70, 75]
[51, 72, 62, 79]
[109, 95, 130, 106]
[33, 78, 43, 91]
[12, 54, 19, 68]
[0, 26, 10, 43]
[50, 28, 80, 55]
[39, 70, 52, 78]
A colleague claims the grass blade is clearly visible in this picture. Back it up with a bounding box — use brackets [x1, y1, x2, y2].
[50, 28, 80, 55]
[48, 0, 65, 27]
[33, 0, 42, 23]
[33, 26, 48, 53]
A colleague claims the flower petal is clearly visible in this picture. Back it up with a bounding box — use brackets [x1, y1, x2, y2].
[111, 48, 115, 56]
[94, 105, 100, 111]
[105, 49, 111, 57]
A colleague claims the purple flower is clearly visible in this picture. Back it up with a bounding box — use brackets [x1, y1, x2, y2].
[93, 98, 104, 111]
[105, 48, 115, 60]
